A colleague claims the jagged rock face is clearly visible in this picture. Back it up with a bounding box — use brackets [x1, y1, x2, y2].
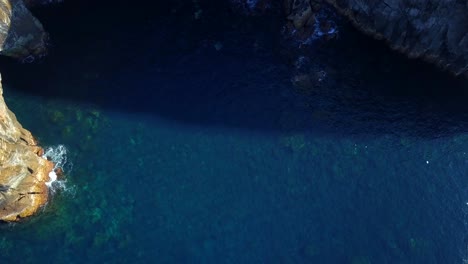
[0, 0, 47, 59]
[285, 0, 468, 77]
[0, 0, 52, 222]
[0, 75, 53, 222]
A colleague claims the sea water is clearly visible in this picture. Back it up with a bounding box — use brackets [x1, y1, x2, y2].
[0, 1, 467, 263]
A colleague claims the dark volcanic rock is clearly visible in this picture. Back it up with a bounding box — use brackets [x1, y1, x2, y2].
[285, 0, 468, 77]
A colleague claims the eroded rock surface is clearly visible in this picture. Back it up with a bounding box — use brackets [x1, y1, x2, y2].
[0, 0, 52, 222]
[285, 0, 468, 77]
[0, 0, 47, 59]
[0, 75, 53, 221]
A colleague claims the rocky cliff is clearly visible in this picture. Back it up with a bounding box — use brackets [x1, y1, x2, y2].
[0, 74, 53, 221]
[0, 0, 53, 222]
[0, 0, 48, 59]
[284, 0, 468, 77]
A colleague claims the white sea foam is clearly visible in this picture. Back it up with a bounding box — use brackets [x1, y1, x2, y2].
[45, 171, 57, 188]
[42, 145, 73, 194]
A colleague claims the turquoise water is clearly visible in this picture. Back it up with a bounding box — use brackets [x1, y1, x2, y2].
[0, 1, 468, 263]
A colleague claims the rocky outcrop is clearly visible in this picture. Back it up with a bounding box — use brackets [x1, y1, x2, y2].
[0, 0, 48, 59]
[284, 0, 468, 77]
[0, 0, 53, 222]
[0, 75, 54, 221]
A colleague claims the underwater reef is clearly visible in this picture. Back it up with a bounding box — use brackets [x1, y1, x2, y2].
[0, 0, 52, 222]
[284, 0, 468, 77]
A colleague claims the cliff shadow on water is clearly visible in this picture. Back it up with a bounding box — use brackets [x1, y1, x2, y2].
[0, 0, 466, 138]
[0, 1, 467, 263]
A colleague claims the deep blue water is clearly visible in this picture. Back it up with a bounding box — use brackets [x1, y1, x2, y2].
[0, 1, 468, 263]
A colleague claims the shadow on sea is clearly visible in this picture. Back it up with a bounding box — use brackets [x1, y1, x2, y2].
[0, 0, 466, 139]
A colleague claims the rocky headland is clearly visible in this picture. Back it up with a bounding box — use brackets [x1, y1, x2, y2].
[0, 0, 52, 222]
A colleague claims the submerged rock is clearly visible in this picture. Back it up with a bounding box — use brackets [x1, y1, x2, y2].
[0, 75, 53, 222]
[284, 0, 468, 77]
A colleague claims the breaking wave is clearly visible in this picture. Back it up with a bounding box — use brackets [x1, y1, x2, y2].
[42, 145, 74, 195]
